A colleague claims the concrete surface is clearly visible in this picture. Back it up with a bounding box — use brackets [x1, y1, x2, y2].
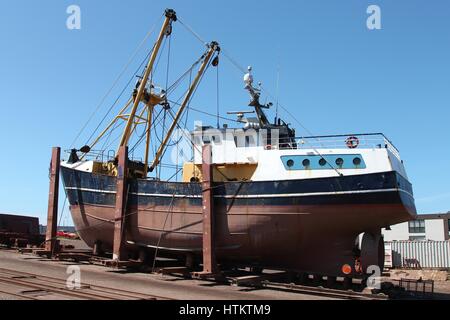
[0, 249, 336, 300]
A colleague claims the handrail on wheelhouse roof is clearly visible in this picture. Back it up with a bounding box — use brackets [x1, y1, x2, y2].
[293, 133, 400, 154]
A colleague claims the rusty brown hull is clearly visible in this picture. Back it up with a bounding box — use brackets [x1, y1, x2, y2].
[70, 202, 411, 276]
[62, 166, 416, 277]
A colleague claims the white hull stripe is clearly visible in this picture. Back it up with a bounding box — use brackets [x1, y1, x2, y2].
[65, 186, 413, 199]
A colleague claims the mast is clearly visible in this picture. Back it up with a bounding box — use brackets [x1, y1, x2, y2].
[143, 107, 153, 176]
[149, 41, 220, 172]
[243, 66, 271, 127]
[118, 9, 177, 149]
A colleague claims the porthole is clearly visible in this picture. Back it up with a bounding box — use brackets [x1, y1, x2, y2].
[353, 157, 362, 166]
[286, 159, 295, 168]
[319, 158, 327, 166]
[335, 158, 344, 166]
[302, 159, 310, 167]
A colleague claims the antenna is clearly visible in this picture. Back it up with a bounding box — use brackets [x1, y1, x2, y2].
[275, 64, 280, 122]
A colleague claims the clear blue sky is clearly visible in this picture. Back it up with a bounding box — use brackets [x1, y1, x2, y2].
[0, 0, 449, 225]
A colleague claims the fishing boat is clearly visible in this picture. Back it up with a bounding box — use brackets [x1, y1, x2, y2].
[60, 9, 416, 277]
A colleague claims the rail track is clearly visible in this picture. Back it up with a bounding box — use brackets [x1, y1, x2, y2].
[165, 268, 390, 300]
[0, 247, 392, 300]
[260, 281, 389, 300]
[0, 267, 174, 300]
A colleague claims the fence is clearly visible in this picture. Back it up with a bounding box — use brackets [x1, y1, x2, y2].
[385, 241, 450, 269]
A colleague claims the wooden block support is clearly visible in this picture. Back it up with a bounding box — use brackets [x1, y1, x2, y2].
[113, 146, 128, 261]
[201, 144, 217, 274]
[45, 147, 61, 254]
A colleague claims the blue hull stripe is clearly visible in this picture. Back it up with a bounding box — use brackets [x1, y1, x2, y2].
[61, 166, 415, 209]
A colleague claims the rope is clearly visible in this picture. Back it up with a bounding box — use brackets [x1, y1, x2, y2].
[39, 195, 67, 253]
[57, 196, 68, 229]
[151, 194, 176, 272]
[166, 166, 184, 182]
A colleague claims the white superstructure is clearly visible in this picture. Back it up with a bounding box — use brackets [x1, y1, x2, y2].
[191, 129, 408, 182]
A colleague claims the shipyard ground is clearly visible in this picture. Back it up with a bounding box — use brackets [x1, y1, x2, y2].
[0, 248, 334, 300]
[1, 240, 449, 300]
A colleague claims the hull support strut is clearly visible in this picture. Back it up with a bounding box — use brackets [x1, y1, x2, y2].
[45, 147, 61, 255]
[193, 144, 220, 278]
[113, 146, 128, 261]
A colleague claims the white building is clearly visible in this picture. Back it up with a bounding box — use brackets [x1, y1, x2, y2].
[382, 212, 450, 241]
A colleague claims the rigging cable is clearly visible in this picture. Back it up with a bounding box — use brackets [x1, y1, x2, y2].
[98, 120, 123, 158]
[216, 55, 220, 129]
[170, 52, 216, 148]
[212, 37, 344, 177]
[155, 52, 215, 166]
[151, 194, 176, 273]
[260, 85, 343, 177]
[88, 29, 170, 151]
[165, 33, 172, 93]
[222, 48, 248, 75]
[178, 18, 207, 46]
[178, 16, 247, 76]
[84, 48, 153, 147]
[70, 14, 163, 148]
[168, 100, 240, 123]
[165, 54, 203, 96]
[129, 108, 164, 154]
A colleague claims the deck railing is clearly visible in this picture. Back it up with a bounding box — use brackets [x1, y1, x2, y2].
[64, 149, 143, 163]
[278, 133, 401, 159]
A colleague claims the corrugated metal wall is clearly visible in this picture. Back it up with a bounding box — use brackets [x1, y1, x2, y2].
[386, 241, 450, 269]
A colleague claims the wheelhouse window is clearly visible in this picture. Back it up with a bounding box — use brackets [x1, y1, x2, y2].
[335, 158, 344, 167]
[286, 159, 295, 168]
[353, 157, 362, 166]
[302, 159, 310, 167]
[281, 154, 366, 171]
[409, 220, 425, 234]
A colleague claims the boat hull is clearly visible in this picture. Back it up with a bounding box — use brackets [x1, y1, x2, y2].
[61, 166, 416, 277]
